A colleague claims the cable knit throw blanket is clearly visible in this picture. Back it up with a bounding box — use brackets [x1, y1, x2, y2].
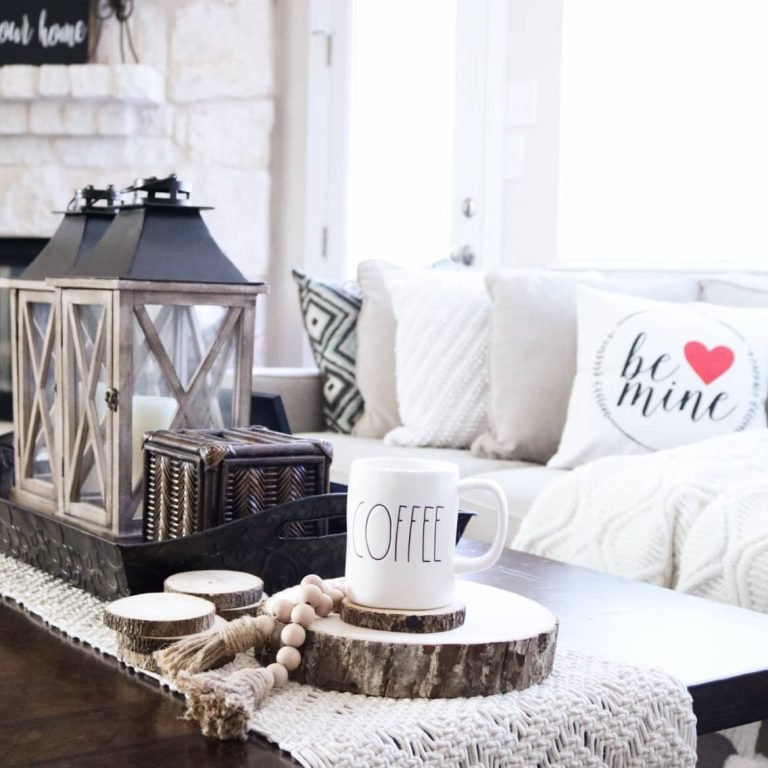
[513, 430, 768, 767]
[514, 430, 768, 610]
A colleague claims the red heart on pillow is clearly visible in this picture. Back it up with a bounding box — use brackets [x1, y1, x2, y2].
[683, 341, 735, 384]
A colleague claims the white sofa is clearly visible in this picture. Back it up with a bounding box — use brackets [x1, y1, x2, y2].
[255, 267, 768, 547]
[253, 366, 567, 545]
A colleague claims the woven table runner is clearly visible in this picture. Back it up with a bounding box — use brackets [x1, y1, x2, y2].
[0, 553, 697, 767]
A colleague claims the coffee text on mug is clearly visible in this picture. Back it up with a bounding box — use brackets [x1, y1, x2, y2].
[350, 502, 444, 563]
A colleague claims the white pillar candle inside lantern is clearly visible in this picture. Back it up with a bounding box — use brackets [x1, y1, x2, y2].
[131, 395, 177, 486]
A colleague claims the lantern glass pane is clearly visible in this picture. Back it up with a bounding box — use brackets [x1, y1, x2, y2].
[130, 303, 238, 487]
[22, 301, 56, 485]
[68, 302, 109, 506]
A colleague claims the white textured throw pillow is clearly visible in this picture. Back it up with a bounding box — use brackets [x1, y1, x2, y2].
[548, 287, 768, 469]
[383, 270, 489, 448]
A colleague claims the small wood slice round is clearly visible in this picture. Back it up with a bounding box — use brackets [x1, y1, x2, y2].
[163, 570, 264, 611]
[340, 599, 466, 633]
[116, 645, 160, 674]
[218, 598, 266, 621]
[104, 593, 215, 638]
[118, 615, 228, 654]
[294, 581, 558, 699]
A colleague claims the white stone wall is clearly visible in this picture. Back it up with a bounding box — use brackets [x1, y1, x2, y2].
[0, 0, 274, 284]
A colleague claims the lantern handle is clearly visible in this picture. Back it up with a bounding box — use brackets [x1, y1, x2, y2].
[67, 185, 123, 213]
[123, 174, 192, 206]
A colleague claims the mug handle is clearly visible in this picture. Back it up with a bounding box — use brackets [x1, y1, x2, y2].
[453, 478, 509, 575]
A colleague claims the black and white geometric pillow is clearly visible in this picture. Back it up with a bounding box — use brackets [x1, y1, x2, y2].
[292, 270, 364, 433]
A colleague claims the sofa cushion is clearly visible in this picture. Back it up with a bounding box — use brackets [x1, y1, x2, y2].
[471, 269, 701, 465]
[297, 432, 557, 546]
[292, 270, 363, 433]
[298, 432, 515, 485]
[549, 287, 768, 469]
[460, 465, 567, 545]
[352, 260, 400, 438]
[700, 275, 768, 307]
[382, 269, 490, 448]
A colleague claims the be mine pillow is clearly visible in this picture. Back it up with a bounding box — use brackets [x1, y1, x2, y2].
[548, 287, 768, 469]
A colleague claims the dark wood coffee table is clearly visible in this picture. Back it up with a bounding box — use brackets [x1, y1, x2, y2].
[2, 544, 767, 767]
[460, 541, 768, 735]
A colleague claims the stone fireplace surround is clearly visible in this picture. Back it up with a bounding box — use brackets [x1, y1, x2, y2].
[0, 237, 45, 420]
[0, 0, 274, 287]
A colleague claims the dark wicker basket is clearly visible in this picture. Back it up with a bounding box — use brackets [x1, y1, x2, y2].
[142, 426, 333, 542]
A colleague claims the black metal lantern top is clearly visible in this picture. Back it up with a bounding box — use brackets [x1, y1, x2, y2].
[68, 175, 249, 285]
[21, 185, 122, 281]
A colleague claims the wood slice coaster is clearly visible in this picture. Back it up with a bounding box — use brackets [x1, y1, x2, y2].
[163, 570, 264, 611]
[118, 615, 228, 654]
[295, 580, 558, 699]
[103, 593, 215, 638]
[218, 598, 266, 621]
[117, 645, 160, 674]
[340, 599, 466, 633]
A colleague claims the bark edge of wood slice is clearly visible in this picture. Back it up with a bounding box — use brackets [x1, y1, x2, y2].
[219, 598, 266, 621]
[163, 570, 264, 611]
[103, 593, 215, 638]
[294, 580, 558, 699]
[116, 644, 161, 674]
[117, 615, 228, 653]
[340, 599, 466, 633]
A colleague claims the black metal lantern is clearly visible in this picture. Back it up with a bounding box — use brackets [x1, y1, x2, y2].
[8, 187, 121, 514]
[50, 175, 267, 539]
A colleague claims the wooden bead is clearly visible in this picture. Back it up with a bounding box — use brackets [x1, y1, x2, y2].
[276, 645, 301, 671]
[254, 615, 275, 636]
[267, 662, 289, 687]
[316, 593, 334, 617]
[328, 588, 345, 606]
[280, 623, 306, 648]
[261, 666, 275, 688]
[300, 574, 324, 588]
[290, 603, 316, 628]
[273, 598, 294, 623]
[299, 584, 323, 608]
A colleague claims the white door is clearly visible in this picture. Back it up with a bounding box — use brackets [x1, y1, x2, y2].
[304, 0, 507, 279]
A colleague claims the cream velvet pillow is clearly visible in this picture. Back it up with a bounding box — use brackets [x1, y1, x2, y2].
[700, 276, 768, 307]
[383, 270, 489, 448]
[471, 269, 700, 464]
[548, 287, 768, 469]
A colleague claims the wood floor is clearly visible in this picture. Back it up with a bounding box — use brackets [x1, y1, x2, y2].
[0, 601, 292, 768]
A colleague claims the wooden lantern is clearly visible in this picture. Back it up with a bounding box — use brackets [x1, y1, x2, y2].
[48, 176, 267, 540]
[8, 186, 120, 515]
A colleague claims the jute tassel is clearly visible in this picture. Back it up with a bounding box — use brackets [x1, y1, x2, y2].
[154, 615, 275, 679]
[177, 666, 275, 741]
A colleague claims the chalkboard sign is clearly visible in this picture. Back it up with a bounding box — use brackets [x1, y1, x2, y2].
[0, 1, 89, 65]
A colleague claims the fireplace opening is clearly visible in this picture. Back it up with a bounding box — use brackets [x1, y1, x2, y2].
[0, 238, 49, 421]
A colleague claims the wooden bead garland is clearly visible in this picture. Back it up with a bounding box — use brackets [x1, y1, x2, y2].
[262, 574, 347, 684]
[150, 573, 348, 741]
[154, 573, 348, 697]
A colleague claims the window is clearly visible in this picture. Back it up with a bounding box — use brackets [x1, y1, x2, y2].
[344, 0, 457, 276]
[557, 1, 768, 266]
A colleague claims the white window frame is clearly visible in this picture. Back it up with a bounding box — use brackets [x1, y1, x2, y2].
[306, 0, 508, 277]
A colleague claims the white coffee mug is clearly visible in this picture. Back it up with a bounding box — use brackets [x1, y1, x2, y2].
[344, 457, 509, 611]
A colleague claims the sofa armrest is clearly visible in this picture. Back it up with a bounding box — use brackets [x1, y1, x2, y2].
[251, 367, 325, 433]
